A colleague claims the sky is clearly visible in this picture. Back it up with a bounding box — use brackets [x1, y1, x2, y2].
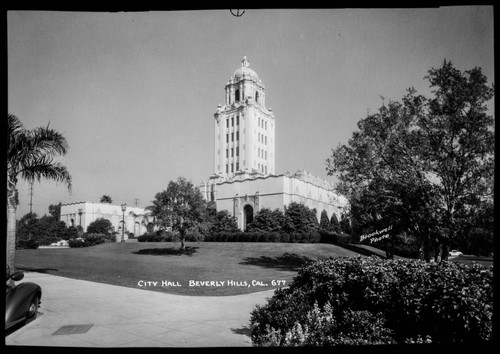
[7, 7, 494, 218]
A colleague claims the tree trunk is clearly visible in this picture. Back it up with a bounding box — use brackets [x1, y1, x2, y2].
[6, 195, 17, 272]
[180, 237, 186, 251]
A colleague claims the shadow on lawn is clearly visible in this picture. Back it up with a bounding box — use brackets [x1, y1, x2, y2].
[240, 252, 312, 271]
[231, 324, 255, 338]
[133, 246, 198, 256]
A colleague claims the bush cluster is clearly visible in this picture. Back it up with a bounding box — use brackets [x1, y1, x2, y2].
[68, 233, 116, 248]
[250, 256, 493, 346]
[137, 231, 177, 242]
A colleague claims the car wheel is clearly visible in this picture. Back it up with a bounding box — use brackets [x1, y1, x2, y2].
[25, 295, 39, 324]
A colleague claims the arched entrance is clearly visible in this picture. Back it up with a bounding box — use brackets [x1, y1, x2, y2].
[243, 204, 254, 231]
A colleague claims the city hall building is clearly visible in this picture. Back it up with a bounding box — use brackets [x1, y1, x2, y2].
[200, 57, 348, 230]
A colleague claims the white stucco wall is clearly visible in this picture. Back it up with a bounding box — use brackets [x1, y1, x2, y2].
[206, 171, 348, 230]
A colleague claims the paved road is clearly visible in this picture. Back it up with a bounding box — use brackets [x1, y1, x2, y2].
[6, 272, 275, 347]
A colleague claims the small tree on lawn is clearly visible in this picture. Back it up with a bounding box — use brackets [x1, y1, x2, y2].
[150, 177, 208, 250]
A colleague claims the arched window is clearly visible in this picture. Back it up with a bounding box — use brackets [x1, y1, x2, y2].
[235, 89, 240, 102]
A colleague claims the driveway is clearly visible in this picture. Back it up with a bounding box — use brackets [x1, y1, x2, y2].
[5, 272, 275, 347]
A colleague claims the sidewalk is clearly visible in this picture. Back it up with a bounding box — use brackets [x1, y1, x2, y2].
[5, 272, 275, 347]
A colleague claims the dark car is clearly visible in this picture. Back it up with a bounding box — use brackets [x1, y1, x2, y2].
[5, 266, 42, 331]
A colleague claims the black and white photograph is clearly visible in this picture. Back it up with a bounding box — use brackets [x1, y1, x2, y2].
[6, 7, 494, 348]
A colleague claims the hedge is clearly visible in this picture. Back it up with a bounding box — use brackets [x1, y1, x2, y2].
[68, 233, 116, 248]
[250, 256, 493, 346]
[203, 231, 320, 243]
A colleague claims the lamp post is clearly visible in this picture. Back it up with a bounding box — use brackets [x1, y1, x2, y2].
[78, 208, 83, 227]
[121, 204, 127, 243]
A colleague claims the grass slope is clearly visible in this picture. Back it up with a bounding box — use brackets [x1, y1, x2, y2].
[15, 242, 360, 296]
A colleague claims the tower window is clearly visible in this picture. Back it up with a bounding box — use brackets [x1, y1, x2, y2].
[231, 117, 234, 126]
[237, 116, 239, 125]
[226, 164, 228, 173]
[236, 147, 239, 156]
[231, 164, 234, 172]
[231, 133, 234, 142]
[255, 91, 259, 103]
[235, 89, 240, 102]
[236, 132, 239, 140]
[231, 148, 234, 157]
[236, 162, 239, 171]
[226, 149, 228, 158]
[226, 134, 229, 143]
[226, 119, 229, 128]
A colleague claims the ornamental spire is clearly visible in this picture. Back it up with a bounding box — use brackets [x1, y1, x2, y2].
[241, 56, 249, 68]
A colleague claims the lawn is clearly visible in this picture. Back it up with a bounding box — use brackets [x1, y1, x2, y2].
[15, 242, 361, 296]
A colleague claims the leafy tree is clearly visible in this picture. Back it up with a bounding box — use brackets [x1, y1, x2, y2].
[211, 210, 239, 233]
[87, 218, 114, 235]
[150, 177, 208, 250]
[319, 210, 330, 231]
[16, 212, 69, 248]
[15, 212, 39, 249]
[48, 202, 62, 220]
[100, 195, 113, 204]
[7, 114, 72, 271]
[326, 61, 494, 261]
[284, 202, 319, 234]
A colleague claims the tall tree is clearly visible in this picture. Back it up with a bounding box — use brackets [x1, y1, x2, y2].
[326, 61, 494, 261]
[150, 177, 208, 250]
[246, 208, 283, 232]
[329, 213, 340, 233]
[284, 202, 319, 234]
[7, 114, 72, 271]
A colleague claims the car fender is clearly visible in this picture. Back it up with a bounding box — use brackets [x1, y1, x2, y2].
[5, 282, 42, 327]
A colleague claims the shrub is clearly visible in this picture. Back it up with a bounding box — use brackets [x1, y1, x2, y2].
[82, 233, 107, 246]
[250, 256, 493, 346]
[335, 232, 352, 245]
[16, 238, 39, 249]
[68, 238, 86, 248]
[68, 233, 114, 247]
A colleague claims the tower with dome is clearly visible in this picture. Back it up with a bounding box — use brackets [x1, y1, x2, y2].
[201, 57, 348, 230]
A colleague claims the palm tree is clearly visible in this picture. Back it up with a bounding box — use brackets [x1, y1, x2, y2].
[100, 195, 113, 204]
[7, 114, 72, 271]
